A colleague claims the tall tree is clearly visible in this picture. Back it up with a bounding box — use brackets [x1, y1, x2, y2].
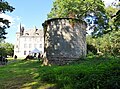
[48, 0, 108, 36]
[0, 0, 14, 40]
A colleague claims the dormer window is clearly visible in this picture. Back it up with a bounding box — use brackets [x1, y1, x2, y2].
[36, 33, 39, 35]
[26, 33, 29, 35]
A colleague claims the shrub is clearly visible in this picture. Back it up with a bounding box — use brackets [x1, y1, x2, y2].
[40, 57, 120, 89]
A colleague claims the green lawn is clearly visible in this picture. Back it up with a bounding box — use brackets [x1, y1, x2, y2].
[0, 60, 56, 89]
[0, 56, 120, 89]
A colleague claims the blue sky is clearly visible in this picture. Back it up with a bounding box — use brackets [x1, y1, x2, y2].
[1, 0, 117, 44]
[4, 0, 54, 43]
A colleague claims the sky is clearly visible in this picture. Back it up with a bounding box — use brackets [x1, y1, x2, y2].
[2, 0, 54, 44]
[0, 0, 118, 44]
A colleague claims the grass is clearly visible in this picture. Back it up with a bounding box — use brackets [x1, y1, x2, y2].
[0, 60, 56, 89]
[0, 56, 120, 89]
[39, 56, 120, 89]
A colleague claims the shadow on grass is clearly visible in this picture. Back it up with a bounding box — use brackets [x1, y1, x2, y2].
[0, 60, 56, 89]
[1, 56, 119, 89]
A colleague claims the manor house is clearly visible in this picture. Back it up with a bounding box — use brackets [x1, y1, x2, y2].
[14, 25, 44, 58]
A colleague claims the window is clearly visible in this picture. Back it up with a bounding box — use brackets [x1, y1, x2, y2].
[40, 44, 42, 48]
[29, 44, 31, 48]
[24, 51, 26, 55]
[16, 45, 18, 48]
[26, 33, 29, 35]
[29, 51, 31, 54]
[24, 44, 27, 48]
[36, 33, 39, 35]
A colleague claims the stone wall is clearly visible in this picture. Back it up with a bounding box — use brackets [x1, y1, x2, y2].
[43, 18, 87, 65]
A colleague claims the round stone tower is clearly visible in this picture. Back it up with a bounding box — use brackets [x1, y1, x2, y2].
[42, 18, 87, 65]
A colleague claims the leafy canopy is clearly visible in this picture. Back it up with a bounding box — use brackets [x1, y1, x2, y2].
[47, 0, 109, 36]
[48, 0, 105, 19]
[0, 0, 15, 40]
[111, 1, 120, 30]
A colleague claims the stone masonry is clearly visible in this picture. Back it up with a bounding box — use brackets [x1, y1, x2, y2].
[43, 18, 87, 65]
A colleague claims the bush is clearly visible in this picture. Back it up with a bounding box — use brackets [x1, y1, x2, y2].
[40, 57, 120, 89]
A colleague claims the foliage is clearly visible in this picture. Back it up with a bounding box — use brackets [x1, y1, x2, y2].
[0, 0, 15, 40]
[86, 30, 120, 56]
[0, 42, 14, 56]
[0, 56, 120, 89]
[111, 0, 120, 30]
[40, 56, 120, 89]
[48, 0, 105, 19]
[0, 60, 56, 89]
[48, 0, 110, 36]
[113, 9, 120, 30]
[105, 2, 120, 32]
[86, 2, 120, 56]
[0, 38, 4, 42]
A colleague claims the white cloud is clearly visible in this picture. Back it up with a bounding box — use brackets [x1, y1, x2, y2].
[0, 13, 25, 35]
[3, 14, 23, 44]
[0, 13, 22, 28]
[0, 13, 13, 21]
[102, 0, 119, 7]
[16, 16, 21, 21]
[0, 13, 14, 26]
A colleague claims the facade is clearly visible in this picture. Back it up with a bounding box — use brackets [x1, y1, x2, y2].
[14, 25, 44, 58]
[43, 18, 87, 65]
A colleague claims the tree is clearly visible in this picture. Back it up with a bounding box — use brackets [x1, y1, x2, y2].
[113, 9, 120, 30]
[0, 42, 14, 57]
[86, 29, 120, 56]
[111, 1, 120, 30]
[105, 0, 120, 31]
[0, 0, 15, 40]
[48, 0, 109, 36]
